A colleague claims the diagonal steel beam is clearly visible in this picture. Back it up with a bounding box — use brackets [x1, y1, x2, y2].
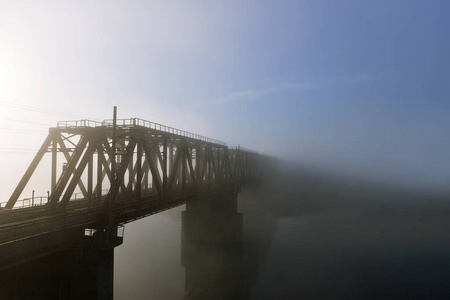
[185, 146, 197, 187]
[58, 142, 97, 209]
[47, 134, 89, 208]
[141, 135, 163, 199]
[210, 148, 218, 183]
[105, 138, 137, 205]
[57, 135, 88, 199]
[6, 132, 54, 209]
[200, 145, 210, 184]
[97, 137, 126, 192]
[167, 141, 183, 193]
[223, 148, 231, 181]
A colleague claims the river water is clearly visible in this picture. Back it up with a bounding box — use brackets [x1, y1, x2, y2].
[114, 168, 450, 299]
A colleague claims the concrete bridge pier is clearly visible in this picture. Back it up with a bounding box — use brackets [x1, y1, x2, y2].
[181, 189, 245, 299]
[0, 226, 123, 300]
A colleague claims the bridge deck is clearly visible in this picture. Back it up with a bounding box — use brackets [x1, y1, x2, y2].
[0, 185, 243, 271]
[0, 186, 239, 247]
[0, 116, 261, 270]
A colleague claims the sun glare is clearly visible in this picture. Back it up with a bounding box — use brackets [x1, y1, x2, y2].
[0, 48, 22, 103]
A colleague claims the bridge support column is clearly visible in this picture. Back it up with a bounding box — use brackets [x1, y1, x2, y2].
[181, 189, 244, 299]
[0, 226, 123, 300]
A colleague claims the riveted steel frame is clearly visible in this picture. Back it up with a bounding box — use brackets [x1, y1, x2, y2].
[6, 121, 260, 215]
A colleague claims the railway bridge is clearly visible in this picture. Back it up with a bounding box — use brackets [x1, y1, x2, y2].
[0, 109, 261, 299]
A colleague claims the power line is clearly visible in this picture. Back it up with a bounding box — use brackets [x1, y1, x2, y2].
[0, 101, 80, 118]
[0, 151, 37, 154]
[0, 148, 39, 154]
[0, 128, 47, 133]
[0, 147, 38, 150]
[0, 100, 101, 121]
[0, 117, 52, 126]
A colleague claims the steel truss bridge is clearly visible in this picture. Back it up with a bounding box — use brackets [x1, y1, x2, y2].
[0, 116, 260, 270]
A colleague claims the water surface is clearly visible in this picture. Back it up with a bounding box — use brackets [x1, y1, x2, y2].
[115, 169, 450, 299]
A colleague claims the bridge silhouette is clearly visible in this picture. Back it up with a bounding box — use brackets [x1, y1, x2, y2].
[0, 110, 262, 299]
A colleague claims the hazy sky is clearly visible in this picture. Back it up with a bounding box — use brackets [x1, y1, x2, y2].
[0, 0, 449, 198]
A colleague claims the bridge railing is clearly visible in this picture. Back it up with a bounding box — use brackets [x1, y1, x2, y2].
[102, 118, 227, 146]
[15, 196, 48, 208]
[1, 189, 111, 210]
[55, 118, 227, 145]
[0, 196, 48, 209]
[57, 119, 103, 128]
[229, 146, 259, 153]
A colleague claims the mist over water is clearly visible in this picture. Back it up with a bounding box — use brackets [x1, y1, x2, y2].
[252, 166, 450, 299]
[114, 162, 450, 299]
[114, 207, 185, 299]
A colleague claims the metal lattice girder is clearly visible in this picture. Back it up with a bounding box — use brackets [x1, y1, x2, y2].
[6, 117, 262, 217]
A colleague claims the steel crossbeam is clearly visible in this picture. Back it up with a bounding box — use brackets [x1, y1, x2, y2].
[5, 118, 260, 226]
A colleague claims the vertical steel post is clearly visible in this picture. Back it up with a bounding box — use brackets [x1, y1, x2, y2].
[178, 145, 183, 188]
[196, 143, 201, 187]
[96, 150, 102, 206]
[143, 163, 149, 192]
[169, 143, 174, 181]
[181, 144, 186, 193]
[111, 107, 117, 183]
[162, 135, 167, 199]
[136, 140, 142, 207]
[88, 154, 93, 205]
[51, 133, 57, 192]
[109, 106, 117, 225]
[152, 147, 157, 195]
[128, 150, 133, 197]
[216, 148, 220, 179]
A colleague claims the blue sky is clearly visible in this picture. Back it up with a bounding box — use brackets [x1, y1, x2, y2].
[0, 0, 449, 193]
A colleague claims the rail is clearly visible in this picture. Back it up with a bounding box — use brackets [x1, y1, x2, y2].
[0, 208, 98, 246]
